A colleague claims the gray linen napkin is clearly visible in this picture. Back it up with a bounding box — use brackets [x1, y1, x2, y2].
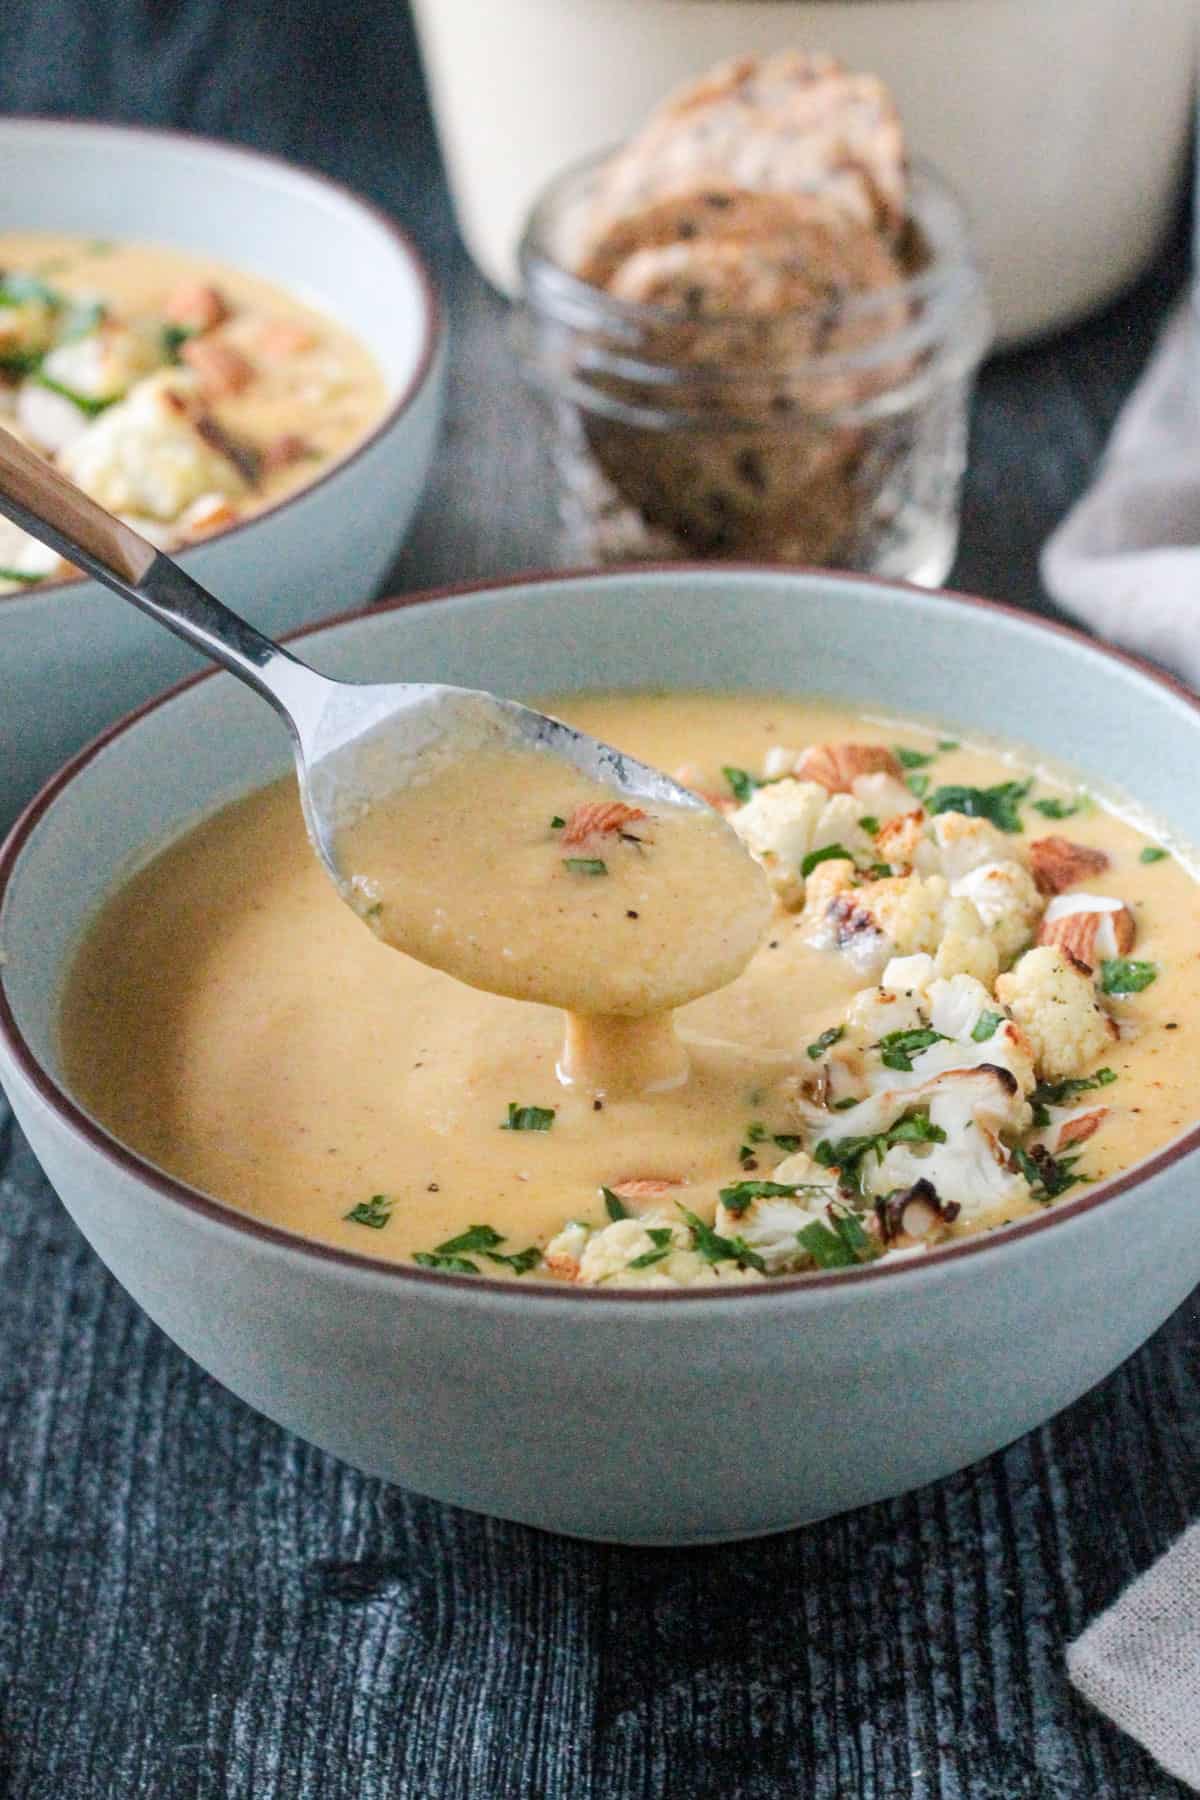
[1042, 303, 1200, 686]
[1067, 1523, 1200, 1791]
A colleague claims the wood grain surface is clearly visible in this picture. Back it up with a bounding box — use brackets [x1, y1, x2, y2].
[0, 5, 1196, 1795]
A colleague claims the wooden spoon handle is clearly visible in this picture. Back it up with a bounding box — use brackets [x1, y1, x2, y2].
[0, 425, 157, 585]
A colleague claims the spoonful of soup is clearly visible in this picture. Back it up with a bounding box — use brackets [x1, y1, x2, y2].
[0, 428, 770, 1033]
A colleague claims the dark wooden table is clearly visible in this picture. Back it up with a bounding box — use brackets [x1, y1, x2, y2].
[1, 7, 1197, 1796]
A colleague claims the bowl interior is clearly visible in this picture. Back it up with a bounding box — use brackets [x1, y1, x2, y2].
[4, 566, 1200, 1104]
[0, 120, 428, 394]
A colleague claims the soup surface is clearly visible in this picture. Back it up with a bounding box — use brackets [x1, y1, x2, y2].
[61, 693, 1198, 1287]
[0, 233, 388, 592]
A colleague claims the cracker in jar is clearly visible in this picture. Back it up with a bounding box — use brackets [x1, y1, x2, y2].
[581, 49, 908, 270]
[583, 408, 868, 566]
[604, 224, 914, 415]
[576, 186, 845, 291]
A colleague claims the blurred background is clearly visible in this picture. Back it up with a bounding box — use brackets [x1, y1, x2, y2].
[1, 0, 1190, 610]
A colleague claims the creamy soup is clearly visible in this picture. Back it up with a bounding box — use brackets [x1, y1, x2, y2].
[336, 741, 770, 1093]
[61, 694, 1198, 1287]
[0, 234, 388, 592]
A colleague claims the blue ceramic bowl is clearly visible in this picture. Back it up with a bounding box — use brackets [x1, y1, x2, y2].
[2, 567, 1197, 1542]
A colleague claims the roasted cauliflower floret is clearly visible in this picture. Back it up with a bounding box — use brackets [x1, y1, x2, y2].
[714, 1153, 837, 1273]
[542, 1219, 590, 1281]
[40, 319, 167, 404]
[805, 870, 971, 979]
[852, 770, 917, 824]
[59, 370, 248, 520]
[730, 777, 871, 903]
[843, 980, 926, 1045]
[950, 860, 1044, 965]
[549, 1214, 763, 1289]
[862, 1068, 1033, 1220]
[918, 812, 1012, 883]
[933, 922, 1001, 987]
[996, 945, 1117, 1080]
[875, 809, 925, 869]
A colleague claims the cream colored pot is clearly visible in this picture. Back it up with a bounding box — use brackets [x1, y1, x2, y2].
[412, 0, 1195, 345]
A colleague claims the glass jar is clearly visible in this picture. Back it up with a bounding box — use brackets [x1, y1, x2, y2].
[513, 152, 991, 584]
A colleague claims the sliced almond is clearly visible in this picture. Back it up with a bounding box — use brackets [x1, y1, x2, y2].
[253, 318, 319, 359]
[795, 743, 903, 794]
[608, 1177, 682, 1200]
[163, 281, 229, 334]
[1036, 897, 1135, 972]
[561, 801, 648, 848]
[181, 337, 255, 399]
[542, 1252, 581, 1281]
[261, 432, 313, 473]
[1029, 835, 1111, 896]
[1056, 1107, 1108, 1150]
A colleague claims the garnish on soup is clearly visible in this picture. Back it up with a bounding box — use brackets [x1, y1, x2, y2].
[59, 694, 1193, 1289]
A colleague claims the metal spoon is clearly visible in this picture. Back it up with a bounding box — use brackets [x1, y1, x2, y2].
[0, 428, 702, 890]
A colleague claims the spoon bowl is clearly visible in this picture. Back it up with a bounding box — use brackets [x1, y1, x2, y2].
[0, 427, 702, 907]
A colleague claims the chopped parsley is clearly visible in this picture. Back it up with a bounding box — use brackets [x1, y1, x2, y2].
[876, 1027, 946, 1072]
[718, 1178, 830, 1219]
[800, 842, 854, 879]
[33, 372, 112, 418]
[858, 815, 880, 835]
[0, 566, 45, 585]
[806, 1024, 845, 1060]
[1099, 959, 1158, 997]
[798, 1203, 880, 1269]
[678, 1205, 766, 1274]
[738, 1119, 768, 1165]
[928, 779, 1031, 833]
[1030, 1066, 1117, 1127]
[814, 1110, 947, 1194]
[0, 272, 60, 309]
[895, 746, 934, 770]
[866, 862, 894, 879]
[723, 766, 759, 804]
[162, 322, 195, 362]
[971, 1010, 1004, 1043]
[1140, 846, 1169, 864]
[430, 1224, 504, 1255]
[344, 1192, 395, 1230]
[502, 1103, 556, 1131]
[1031, 794, 1090, 820]
[486, 1245, 543, 1275]
[772, 1133, 803, 1154]
[906, 773, 930, 800]
[563, 856, 607, 876]
[938, 739, 960, 752]
[1012, 1144, 1084, 1202]
[549, 815, 566, 830]
[602, 1186, 630, 1222]
[628, 1227, 674, 1269]
[415, 1223, 541, 1275]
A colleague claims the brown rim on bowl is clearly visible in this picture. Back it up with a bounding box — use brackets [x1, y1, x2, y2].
[0, 115, 443, 603]
[3, 564, 1199, 1302]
